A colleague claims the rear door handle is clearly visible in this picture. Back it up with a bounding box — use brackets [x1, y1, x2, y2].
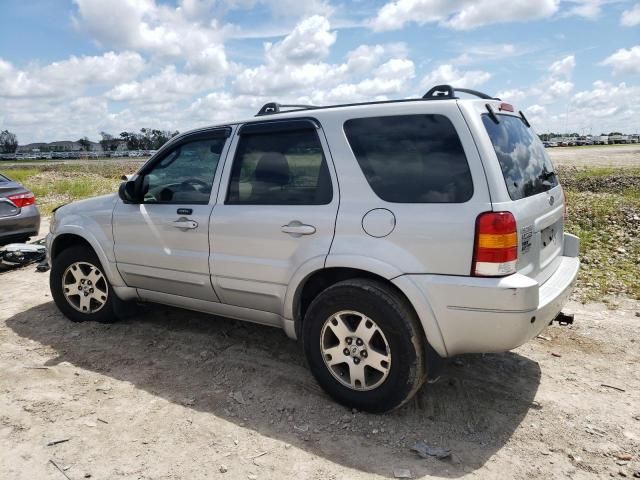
[281, 221, 316, 237]
[173, 219, 199, 230]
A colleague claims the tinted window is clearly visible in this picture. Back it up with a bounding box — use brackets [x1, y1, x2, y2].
[142, 136, 226, 204]
[226, 129, 332, 205]
[344, 115, 473, 203]
[482, 114, 558, 200]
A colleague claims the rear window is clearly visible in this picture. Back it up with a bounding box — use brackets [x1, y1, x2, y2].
[344, 114, 473, 203]
[482, 114, 558, 200]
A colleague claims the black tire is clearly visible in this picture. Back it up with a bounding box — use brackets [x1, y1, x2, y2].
[50, 245, 119, 323]
[302, 278, 426, 413]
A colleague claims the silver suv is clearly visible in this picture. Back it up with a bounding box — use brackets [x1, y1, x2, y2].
[47, 86, 579, 412]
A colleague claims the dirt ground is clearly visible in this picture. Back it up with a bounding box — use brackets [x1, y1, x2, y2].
[548, 145, 640, 168]
[0, 245, 639, 479]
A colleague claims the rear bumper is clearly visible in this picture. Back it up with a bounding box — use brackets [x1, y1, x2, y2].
[402, 233, 580, 356]
[0, 205, 41, 243]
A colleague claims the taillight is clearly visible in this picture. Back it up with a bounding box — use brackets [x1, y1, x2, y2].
[472, 211, 517, 277]
[7, 191, 36, 208]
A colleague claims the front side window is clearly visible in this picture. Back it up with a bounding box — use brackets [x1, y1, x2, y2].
[344, 114, 473, 203]
[226, 128, 332, 205]
[482, 114, 558, 200]
[142, 136, 227, 204]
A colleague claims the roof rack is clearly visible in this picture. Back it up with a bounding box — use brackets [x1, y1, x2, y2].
[256, 102, 319, 116]
[422, 84, 499, 100]
[255, 85, 500, 116]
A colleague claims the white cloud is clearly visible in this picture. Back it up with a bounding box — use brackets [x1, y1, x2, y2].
[569, 81, 640, 129]
[105, 66, 218, 104]
[549, 55, 576, 78]
[621, 3, 640, 26]
[370, 0, 559, 31]
[72, 0, 228, 74]
[233, 16, 414, 102]
[264, 15, 336, 64]
[452, 43, 524, 65]
[564, 0, 617, 19]
[421, 64, 491, 89]
[601, 45, 640, 75]
[532, 55, 576, 104]
[0, 52, 145, 99]
[496, 88, 527, 103]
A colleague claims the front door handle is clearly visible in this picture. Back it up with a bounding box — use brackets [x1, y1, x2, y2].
[281, 221, 316, 237]
[173, 219, 198, 230]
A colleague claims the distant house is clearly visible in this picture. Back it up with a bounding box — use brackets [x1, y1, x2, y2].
[18, 140, 103, 152]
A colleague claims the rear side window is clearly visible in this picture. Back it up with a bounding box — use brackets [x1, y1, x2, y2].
[226, 129, 332, 205]
[0, 174, 8, 182]
[482, 114, 558, 200]
[344, 114, 473, 203]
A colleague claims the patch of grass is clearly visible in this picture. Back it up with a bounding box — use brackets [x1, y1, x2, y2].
[572, 166, 640, 179]
[1, 167, 41, 184]
[0, 163, 135, 215]
[564, 181, 640, 303]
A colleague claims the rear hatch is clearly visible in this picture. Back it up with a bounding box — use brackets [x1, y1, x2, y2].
[0, 174, 24, 218]
[481, 111, 564, 285]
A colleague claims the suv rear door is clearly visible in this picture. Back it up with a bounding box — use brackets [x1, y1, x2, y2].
[210, 119, 338, 315]
[460, 101, 565, 284]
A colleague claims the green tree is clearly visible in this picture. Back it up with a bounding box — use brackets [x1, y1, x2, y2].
[99, 132, 120, 151]
[78, 137, 91, 151]
[0, 130, 18, 153]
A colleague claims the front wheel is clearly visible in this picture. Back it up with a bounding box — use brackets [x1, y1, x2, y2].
[302, 279, 427, 412]
[50, 245, 119, 323]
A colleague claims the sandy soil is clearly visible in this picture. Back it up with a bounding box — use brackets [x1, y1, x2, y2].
[1, 265, 639, 479]
[548, 145, 640, 168]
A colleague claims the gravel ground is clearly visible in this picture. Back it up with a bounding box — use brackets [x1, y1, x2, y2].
[1, 238, 639, 479]
[548, 145, 640, 168]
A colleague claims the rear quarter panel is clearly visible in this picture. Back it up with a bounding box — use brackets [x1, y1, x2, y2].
[318, 101, 493, 276]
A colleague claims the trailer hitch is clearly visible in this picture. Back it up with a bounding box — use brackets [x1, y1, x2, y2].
[553, 312, 574, 326]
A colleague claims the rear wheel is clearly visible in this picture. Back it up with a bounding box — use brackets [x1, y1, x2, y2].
[50, 246, 119, 323]
[303, 279, 426, 412]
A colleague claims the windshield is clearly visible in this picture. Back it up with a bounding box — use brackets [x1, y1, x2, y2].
[482, 114, 558, 200]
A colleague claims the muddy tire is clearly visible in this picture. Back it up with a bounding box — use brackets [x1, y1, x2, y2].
[302, 278, 426, 413]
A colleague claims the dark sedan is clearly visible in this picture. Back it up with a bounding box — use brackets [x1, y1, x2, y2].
[0, 173, 40, 245]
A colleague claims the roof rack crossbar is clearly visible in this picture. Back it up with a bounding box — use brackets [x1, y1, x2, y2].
[256, 103, 319, 116]
[256, 85, 501, 117]
[422, 85, 498, 101]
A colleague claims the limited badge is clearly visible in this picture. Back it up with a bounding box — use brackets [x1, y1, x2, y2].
[521, 225, 533, 254]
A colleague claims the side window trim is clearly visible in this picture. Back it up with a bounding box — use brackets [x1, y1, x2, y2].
[139, 127, 232, 177]
[136, 127, 232, 206]
[238, 118, 319, 136]
[343, 114, 474, 204]
[224, 120, 333, 206]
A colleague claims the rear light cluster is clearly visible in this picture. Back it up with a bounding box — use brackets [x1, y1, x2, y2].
[472, 211, 517, 277]
[7, 191, 36, 208]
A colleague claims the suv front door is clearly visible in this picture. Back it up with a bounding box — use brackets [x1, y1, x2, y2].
[113, 128, 231, 301]
[211, 119, 338, 315]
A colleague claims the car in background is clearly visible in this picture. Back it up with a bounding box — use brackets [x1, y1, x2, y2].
[0, 173, 40, 245]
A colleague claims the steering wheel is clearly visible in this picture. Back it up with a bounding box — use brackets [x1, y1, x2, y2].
[181, 179, 209, 190]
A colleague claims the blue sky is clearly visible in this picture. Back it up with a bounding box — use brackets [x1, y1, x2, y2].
[0, 0, 639, 143]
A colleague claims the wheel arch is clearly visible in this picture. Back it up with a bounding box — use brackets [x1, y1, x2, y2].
[288, 263, 448, 357]
[50, 228, 126, 288]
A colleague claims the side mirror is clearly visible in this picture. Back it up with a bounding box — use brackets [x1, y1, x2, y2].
[118, 179, 140, 204]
